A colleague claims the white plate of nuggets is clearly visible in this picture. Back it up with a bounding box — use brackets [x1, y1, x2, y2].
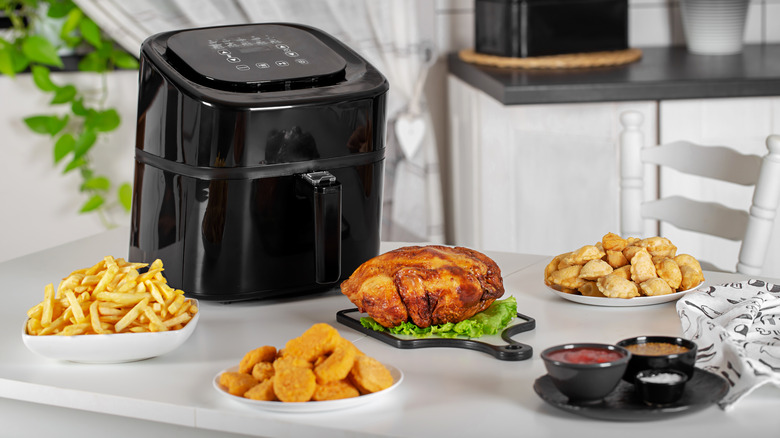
[544, 233, 705, 307]
[214, 323, 403, 412]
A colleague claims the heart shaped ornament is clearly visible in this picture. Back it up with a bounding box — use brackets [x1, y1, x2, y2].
[395, 114, 425, 159]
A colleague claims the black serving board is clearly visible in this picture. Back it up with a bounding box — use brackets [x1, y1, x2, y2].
[533, 368, 729, 421]
[336, 308, 535, 361]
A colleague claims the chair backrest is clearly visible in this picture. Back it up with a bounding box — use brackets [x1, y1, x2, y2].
[619, 110, 780, 275]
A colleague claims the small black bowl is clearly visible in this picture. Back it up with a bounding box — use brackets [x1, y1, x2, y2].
[541, 343, 631, 402]
[616, 336, 697, 383]
[634, 369, 689, 405]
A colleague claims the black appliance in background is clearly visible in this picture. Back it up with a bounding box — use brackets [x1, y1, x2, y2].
[475, 0, 628, 58]
[129, 23, 388, 301]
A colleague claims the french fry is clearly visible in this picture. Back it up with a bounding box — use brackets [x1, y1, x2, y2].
[41, 283, 55, 326]
[89, 301, 109, 334]
[26, 257, 197, 336]
[115, 297, 150, 333]
[64, 290, 86, 323]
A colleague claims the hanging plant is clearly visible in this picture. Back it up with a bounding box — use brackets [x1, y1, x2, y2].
[0, 0, 138, 227]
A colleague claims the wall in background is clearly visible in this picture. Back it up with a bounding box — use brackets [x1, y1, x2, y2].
[2, 0, 780, 263]
[426, 0, 780, 244]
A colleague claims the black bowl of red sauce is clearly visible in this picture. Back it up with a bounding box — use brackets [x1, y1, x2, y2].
[616, 336, 697, 383]
[541, 343, 631, 402]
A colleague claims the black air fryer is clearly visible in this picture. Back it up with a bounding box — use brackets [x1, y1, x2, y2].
[129, 23, 388, 301]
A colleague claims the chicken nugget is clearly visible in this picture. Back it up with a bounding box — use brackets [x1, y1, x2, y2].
[578, 281, 606, 297]
[606, 250, 628, 269]
[239, 345, 277, 373]
[680, 265, 704, 291]
[274, 366, 317, 402]
[219, 371, 258, 397]
[636, 236, 677, 258]
[312, 379, 360, 401]
[282, 323, 341, 362]
[639, 277, 674, 296]
[273, 355, 312, 372]
[597, 274, 640, 298]
[578, 259, 613, 280]
[314, 340, 357, 383]
[252, 361, 275, 382]
[244, 378, 277, 401]
[630, 249, 657, 283]
[349, 355, 394, 394]
[655, 258, 682, 290]
[602, 232, 628, 251]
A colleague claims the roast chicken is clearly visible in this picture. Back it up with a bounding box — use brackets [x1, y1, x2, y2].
[340, 245, 505, 328]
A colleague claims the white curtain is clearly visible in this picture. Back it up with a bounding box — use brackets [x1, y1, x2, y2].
[73, 0, 444, 243]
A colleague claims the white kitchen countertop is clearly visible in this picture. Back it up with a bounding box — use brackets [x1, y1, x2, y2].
[1, 227, 779, 437]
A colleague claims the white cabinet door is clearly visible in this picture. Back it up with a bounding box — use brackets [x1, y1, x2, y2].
[659, 97, 780, 277]
[447, 75, 657, 256]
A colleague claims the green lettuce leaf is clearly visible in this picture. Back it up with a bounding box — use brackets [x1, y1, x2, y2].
[359, 296, 517, 339]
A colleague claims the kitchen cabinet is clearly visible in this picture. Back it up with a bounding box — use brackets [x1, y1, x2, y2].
[447, 45, 780, 277]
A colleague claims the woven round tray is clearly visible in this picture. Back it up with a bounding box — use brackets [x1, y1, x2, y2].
[458, 48, 643, 70]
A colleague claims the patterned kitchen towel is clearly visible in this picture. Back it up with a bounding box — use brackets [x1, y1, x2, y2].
[676, 280, 780, 410]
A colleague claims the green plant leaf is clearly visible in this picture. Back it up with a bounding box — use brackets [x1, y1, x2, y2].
[71, 97, 88, 116]
[111, 49, 139, 70]
[23, 114, 69, 136]
[86, 108, 120, 132]
[60, 7, 83, 38]
[0, 44, 14, 77]
[21, 35, 64, 68]
[62, 155, 87, 173]
[31, 65, 56, 91]
[50, 84, 77, 104]
[78, 17, 102, 48]
[118, 183, 132, 211]
[47, 0, 74, 18]
[79, 194, 104, 213]
[82, 175, 110, 191]
[77, 51, 106, 72]
[72, 129, 97, 159]
[53, 133, 75, 163]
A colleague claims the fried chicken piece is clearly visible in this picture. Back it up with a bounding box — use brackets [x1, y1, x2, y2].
[639, 277, 674, 296]
[655, 258, 682, 290]
[597, 274, 640, 298]
[578, 259, 613, 280]
[340, 246, 504, 328]
[630, 249, 657, 283]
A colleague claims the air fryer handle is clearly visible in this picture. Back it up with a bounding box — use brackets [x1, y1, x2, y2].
[299, 171, 342, 284]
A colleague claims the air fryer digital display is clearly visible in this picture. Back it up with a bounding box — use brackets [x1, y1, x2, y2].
[167, 24, 347, 87]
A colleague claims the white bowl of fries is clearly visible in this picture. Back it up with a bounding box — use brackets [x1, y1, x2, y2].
[21, 256, 200, 363]
[22, 307, 199, 363]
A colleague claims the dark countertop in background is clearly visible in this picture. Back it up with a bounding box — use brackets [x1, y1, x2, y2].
[447, 44, 780, 105]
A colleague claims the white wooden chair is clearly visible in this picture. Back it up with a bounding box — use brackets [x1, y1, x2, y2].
[619, 110, 780, 275]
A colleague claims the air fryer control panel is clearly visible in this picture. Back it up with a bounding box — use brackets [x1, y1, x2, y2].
[167, 24, 347, 89]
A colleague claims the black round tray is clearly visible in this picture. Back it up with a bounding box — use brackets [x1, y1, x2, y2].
[335, 308, 535, 361]
[533, 367, 729, 421]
